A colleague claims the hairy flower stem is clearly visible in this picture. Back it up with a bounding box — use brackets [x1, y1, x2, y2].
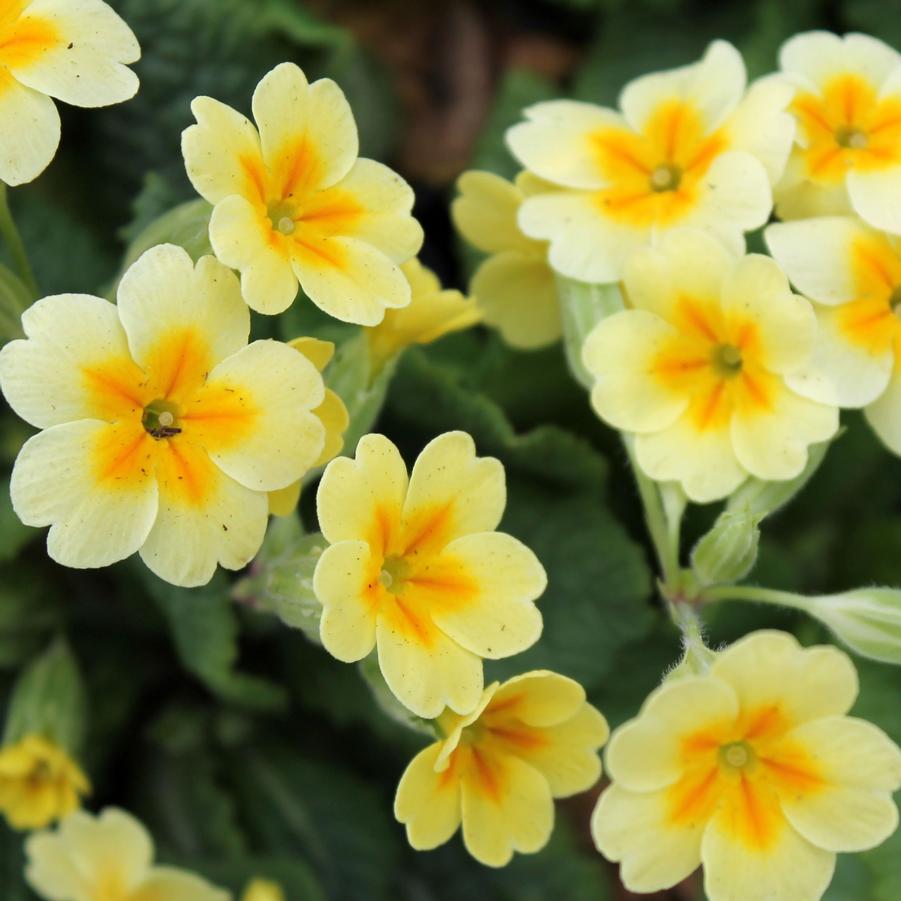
[0, 186, 37, 299]
[703, 584, 809, 609]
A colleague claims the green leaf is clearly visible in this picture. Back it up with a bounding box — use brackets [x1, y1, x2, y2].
[0, 563, 62, 670]
[137, 705, 249, 859]
[0, 825, 29, 901]
[4, 638, 87, 755]
[141, 569, 288, 712]
[228, 742, 402, 901]
[190, 857, 327, 901]
[0, 485, 32, 564]
[0, 264, 30, 344]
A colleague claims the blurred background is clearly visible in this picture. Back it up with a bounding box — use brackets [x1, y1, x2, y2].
[2, 0, 901, 898]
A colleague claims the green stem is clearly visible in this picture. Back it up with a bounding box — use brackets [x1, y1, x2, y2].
[670, 601, 715, 673]
[622, 437, 681, 589]
[703, 584, 809, 610]
[0, 185, 37, 299]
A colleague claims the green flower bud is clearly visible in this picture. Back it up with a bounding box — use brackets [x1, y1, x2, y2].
[233, 517, 325, 643]
[691, 509, 762, 586]
[806, 588, 901, 665]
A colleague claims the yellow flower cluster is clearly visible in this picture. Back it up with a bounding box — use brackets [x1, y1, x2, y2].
[0, 7, 900, 898]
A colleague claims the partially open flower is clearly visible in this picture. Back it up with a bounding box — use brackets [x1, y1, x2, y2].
[0, 735, 88, 831]
[395, 670, 608, 866]
[452, 170, 560, 349]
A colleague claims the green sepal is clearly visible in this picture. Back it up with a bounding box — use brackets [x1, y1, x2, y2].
[0, 262, 31, 343]
[691, 508, 763, 587]
[556, 277, 624, 389]
[357, 654, 435, 737]
[233, 517, 326, 644]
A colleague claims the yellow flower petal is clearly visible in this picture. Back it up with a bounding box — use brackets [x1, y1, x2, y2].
[131, 867, 230, 901]
[138, 439, 268, 588]
[780, 716, 901, 853]
[314, 540, 378, 662]
[517, 189, 647, 284]
[584, 310, 689, 434]
[316, 433, 408, 545]
[622, 228, 735, 325]
[471, 252, 561, 350]
[251, 62, 357, 194]
[11, 420, 158, 569]
[8, 0, 139, 108]
[701, 805, 835, 901]
[313, 388, 349, 466]
[182, 96, 265, 205]
[592, 784, 704, 893]
[620, 40, 745, 135]
[865, 365, 901, 454]
[488, 670, 586, 728]
[635, 413, 747, 503]
[730, 382, 838, 482]
[401, 431, 505, 552]
[241, 878, 285, 901]
[189, 340, 325, 492]
[765, 216, 866, 306]
[394, 743, 462, 850]
[780, 31, 898, 93]
[375, 611, 483, 719]
[325, 158, 422, 263]
[427, 531, 544, 659]
[0, 72, 59, 185]
[848, 165, 901, 234]
[506, 99, 624, 190]
[605, 676, 740, 793]
[0, 292, 136, 429]
[710, 631, 858, 723]
[505, 703, 608, 797]
[368, 258, 480, 366]
[288, 336, 334, 372]
[725, 75, 795, 185]
[295, 236, 412, 326]
[452, 170, 536, 255]
[267, 480, 301, 518]
[208, 194, 299, 315]
[117, 246, 250, 378]
[459, 750, 554, 867]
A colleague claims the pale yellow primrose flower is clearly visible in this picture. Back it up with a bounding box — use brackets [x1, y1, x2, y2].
[506, 40, 794, 284]
[182, 62, 423, 323]
[767, 216, 901, 455]
[0, 735, 88, 831]
[0, 0, 139, 186]
[582, 230, 838, 503]
[267, 336, 349, 517]
[592, 630, 901, 901]
[0, 243, 327, 587]
[313, 431, 546, 719]
[775, 32, 901, 231]
[451, 170, 561, 349]
[26, 807, 228, 901]
[367, 258, 481, 371]
[395, 670, 609, 867]
[242, 879, 284, 901]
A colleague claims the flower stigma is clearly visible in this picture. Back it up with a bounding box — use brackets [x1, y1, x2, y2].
[835, 125, 869, 150]
[650, 164, 682, 192]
